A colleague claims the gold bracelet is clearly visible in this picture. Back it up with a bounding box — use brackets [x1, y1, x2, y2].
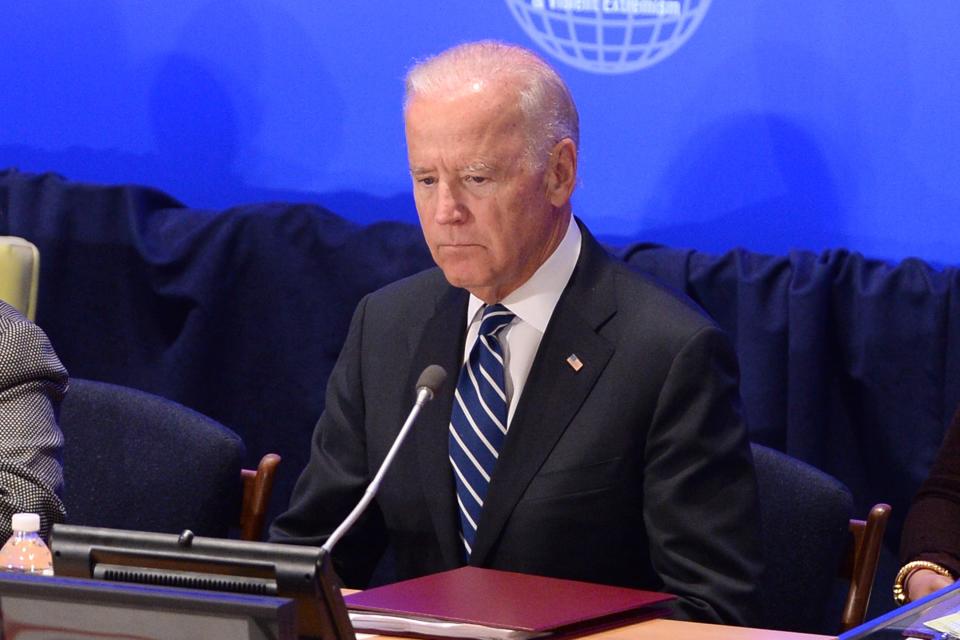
[893, 560, 954, 605]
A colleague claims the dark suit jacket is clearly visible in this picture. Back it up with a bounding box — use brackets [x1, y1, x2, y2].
[271, 225, 763, 625]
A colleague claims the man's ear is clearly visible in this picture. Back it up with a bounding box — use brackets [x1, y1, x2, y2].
[545, 138, 577, 207]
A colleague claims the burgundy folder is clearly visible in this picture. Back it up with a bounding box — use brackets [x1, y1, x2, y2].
[344, 567, 674, 634]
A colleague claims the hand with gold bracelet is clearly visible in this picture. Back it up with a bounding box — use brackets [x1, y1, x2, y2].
[893, 560, 955, 605]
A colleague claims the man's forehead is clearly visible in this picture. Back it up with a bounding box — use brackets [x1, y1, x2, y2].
[405, 102, 526, 148]
[404, 84, 531, 173]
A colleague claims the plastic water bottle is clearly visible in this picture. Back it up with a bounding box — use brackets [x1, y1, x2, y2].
[0, 513, 53, 575]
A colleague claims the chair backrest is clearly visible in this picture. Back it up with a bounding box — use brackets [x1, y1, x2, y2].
[239, 452, 281, 541]
[0, 236, 39, 321]
[839, 502, 891, 631]
[60, 378, 245, 537]
[750, 443, 889, 634]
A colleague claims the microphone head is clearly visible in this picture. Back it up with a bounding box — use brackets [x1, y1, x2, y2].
[415, 365, 447, 397]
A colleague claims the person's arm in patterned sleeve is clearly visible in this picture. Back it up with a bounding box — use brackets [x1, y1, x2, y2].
[0, 301, 68, 541]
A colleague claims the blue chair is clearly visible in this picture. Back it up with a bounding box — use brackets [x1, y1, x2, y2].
[751, 443, 890, 633]
[59, 378, 245, 537]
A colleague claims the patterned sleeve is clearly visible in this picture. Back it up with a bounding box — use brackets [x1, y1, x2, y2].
[0, 302, 68, 541]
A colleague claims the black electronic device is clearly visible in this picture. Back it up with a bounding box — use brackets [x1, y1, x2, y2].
[0, 569, 295, 639]
[50, 524, 355, 640]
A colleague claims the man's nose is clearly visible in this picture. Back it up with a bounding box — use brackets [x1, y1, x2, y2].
[435, 181, 465, 224]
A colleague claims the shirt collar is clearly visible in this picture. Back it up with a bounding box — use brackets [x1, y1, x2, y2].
[466, 216, 582, 332]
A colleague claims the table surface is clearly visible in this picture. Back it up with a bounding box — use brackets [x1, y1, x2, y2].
[580, 618, 835, 639]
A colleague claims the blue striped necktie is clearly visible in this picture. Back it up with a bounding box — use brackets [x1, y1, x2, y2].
[449, 303, 515, 560]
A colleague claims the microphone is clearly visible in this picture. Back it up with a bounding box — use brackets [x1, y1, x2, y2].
[321, 364, 447, 554]
[414, 364, 448, 404]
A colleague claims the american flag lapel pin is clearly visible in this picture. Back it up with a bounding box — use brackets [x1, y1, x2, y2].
[566, 353, 583, 372]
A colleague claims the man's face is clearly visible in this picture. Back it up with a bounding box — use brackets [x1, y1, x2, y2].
[405, 83, 571, 303]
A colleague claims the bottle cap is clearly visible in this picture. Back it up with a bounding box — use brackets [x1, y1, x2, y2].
[11, 513, 40, 533]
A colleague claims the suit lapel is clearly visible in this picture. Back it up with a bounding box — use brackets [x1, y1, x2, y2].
[471, 228, 618, 564]
[411, 283, 469, 569]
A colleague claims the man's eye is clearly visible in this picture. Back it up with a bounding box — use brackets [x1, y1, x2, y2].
[417, 176, 437, 186]
[465, 176, 488, 185]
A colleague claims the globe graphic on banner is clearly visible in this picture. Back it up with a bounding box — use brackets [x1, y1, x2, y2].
[504, 0, 712, 74]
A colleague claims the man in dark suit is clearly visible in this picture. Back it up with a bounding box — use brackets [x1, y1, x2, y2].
[271, 40, 762, 625]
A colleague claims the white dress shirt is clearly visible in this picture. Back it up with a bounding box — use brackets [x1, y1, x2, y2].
[461, 216, 582, 427]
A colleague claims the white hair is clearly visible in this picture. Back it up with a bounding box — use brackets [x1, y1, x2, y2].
[404, 41, 579, 166]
